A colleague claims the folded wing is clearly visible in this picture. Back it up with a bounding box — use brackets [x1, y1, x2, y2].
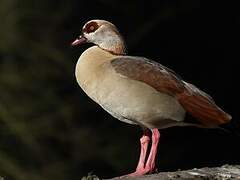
[111, 56, 231, 126]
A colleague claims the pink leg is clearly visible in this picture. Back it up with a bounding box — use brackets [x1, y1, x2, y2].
[136, 130, 151, 170]
[129, 130, 150, 176]
[145, 128, 160, 173]
[120, 129, 160, 178]
[120, 130, 151, 177]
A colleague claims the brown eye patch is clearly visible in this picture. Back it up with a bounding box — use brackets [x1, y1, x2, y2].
[83, 21, 99, 33]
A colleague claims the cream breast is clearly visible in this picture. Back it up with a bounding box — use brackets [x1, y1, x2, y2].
[75, 46, 185, 128]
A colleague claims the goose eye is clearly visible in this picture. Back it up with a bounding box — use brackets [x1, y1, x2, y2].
[89, 26, 95, 31]
[84, 22, 99, 33]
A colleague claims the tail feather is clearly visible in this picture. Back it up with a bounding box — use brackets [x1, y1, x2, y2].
[177, 82, 232, 127]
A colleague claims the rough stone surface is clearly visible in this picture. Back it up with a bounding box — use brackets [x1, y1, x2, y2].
[105, 165, 240, 180]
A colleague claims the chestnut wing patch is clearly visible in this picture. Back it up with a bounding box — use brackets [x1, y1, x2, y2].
[178, 82, 232, 126]
[111, 56, 185, 96]
[111, 56, 231, 126]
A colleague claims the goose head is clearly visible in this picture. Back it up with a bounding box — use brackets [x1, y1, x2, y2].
[71, 20, 126, 55]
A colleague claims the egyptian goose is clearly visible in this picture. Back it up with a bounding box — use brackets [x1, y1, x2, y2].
[71, 20, 232, 176]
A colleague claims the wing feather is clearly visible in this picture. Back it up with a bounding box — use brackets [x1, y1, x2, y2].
[111, 56, 231, 126]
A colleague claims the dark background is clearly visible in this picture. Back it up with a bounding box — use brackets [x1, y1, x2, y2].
[0, 0, 239, 179]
